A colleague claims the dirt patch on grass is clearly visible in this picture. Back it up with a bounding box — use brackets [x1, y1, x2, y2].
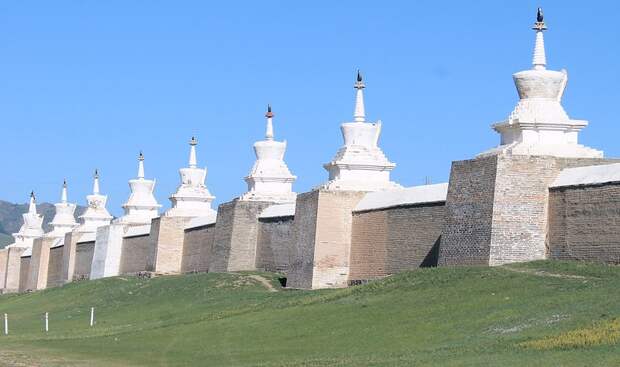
[502, 266, 592, 280]
[248, 275, 278, 292]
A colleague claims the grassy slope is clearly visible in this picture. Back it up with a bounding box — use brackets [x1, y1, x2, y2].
[1, 261, 620, 366]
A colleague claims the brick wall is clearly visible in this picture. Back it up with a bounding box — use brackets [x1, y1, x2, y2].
[46, 246, 64, 288]
[439, 154, 620, 266]
[349, 202, 445, 282]
[549, 182, 620, 263]
[119, 234, 152, 274]
[181, 223, 215, 273]
[149, 216, 191, 274]
[18, 256, 30, 292]
[210, 200, 273, 272]
[288, 190, 366, 289]
[74, 241, 95, 280]
[256, 216, 294, 273]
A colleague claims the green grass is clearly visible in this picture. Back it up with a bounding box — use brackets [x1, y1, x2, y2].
[2, 261, 620, 366]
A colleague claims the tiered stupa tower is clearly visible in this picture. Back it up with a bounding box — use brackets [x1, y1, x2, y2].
[240, 105, 297, 203]
[46, 180, 78, 238]
[438, 9, 612, 267]
[480, 8, 602, 158]
[9, 192, 44, 248]
[76, 170, 113, 232]
[322, 71, 400, 191]
[117, 152, 161, 225]
[165, 137, 217, 219]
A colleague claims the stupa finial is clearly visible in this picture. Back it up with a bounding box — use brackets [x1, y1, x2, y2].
[189, 137, 198, 168]
[265, 104, 274, 140]
[531, 7, 548, 70]
[29, 191, 36, 214]
[93, 169, 100, 194]
[138, 151, 145, 179]
[61, 179, 68, 203]
[353, 69, 366, 122]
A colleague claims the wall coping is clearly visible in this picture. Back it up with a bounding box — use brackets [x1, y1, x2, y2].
[551, 163, 620, 188]
[354, 183, 448, 212]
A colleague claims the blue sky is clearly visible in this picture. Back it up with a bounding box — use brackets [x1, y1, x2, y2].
[1, 1, 619, 215]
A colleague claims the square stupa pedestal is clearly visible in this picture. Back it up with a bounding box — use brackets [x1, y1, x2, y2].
[438, 154, 619, 266]
[288, 189, 367, 289]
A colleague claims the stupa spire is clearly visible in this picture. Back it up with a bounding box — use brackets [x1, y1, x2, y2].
[61, 179, 68, 203]
[93, 169, 100, 194]
[532, 7, 548, 70]
[28, 191, 36, 214]
[189, 137, 198, 168]
[138, 151, 145, 179]
[353, 70, 366, 122]
[265, 104, 274, 140]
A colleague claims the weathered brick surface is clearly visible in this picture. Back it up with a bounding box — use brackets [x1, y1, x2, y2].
[150, 216, 191, 274]
[439, 154, 620, 266]
[119, 234, 152, 274]
[27, 237, 56, 291]
[349, 202, 445, 282]
[210, 200, 273, 272]
[46, 245, 64, 288]
[256, 216, 294, 273]
[288, 190, 366, 289]
[0, 249, 7, 291]
[549, 183, 620, 263]
[181, 223, 215, 273]
[18, 256, 30, 292]
[74, 241, 95, 280]
[61, 231, 85, 283]
[3, 247, 26, 293]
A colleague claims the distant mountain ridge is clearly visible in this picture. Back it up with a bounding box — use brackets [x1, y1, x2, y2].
[0, 200, 87, 248]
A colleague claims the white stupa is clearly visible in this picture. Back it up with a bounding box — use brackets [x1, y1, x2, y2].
[116, 152, 161, 225]
[165, 137, 217, 218]
[8, 192, 44, 248]
[76, 170, 113, 233]
[322, 71, 400, 191]
[46, 180, 78, 238]
[240, 105, 297, 203]
[480, 8, 602, 158]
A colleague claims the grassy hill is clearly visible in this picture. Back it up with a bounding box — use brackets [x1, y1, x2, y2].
[1, 261, 620, 366]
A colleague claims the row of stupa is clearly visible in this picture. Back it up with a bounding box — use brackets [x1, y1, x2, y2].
[3, 8, 612, 290]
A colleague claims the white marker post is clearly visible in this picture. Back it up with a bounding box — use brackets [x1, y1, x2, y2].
[90, 307, 95, 327]
[3, 313, 7, 335]
[44, 312, 49, 333]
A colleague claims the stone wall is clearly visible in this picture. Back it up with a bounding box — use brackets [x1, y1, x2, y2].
[439, 154, 620, 266]
[181, 223, 215, 273]
[349, 202, 445, 283]
[119, 234, 152, 274]
[74, 241, 95, 280]
[288, 190, 366, 289]
[46, 245, 64, 288]
[549, 182, 620, 263]
[27, 237, 55, 291]
[210, 200, 273, 272]
[256, 216, 294, 273]
[149, 216, 191, 274]
[0, 249, 7, 291]
[91, 224, 125, 279]
[3, 247, 26, 293]
[18, 256, 30, 292]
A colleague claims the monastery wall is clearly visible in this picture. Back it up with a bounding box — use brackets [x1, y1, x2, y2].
[46, 245, 64, 288]
[210, 200, 273, 272]
[439, 155, 620, 267]
[149, 216, 191, 274]
[74, 241, 95, 280]
[18, 256, 30, 292]
[181, 222, 215, 273]
[0, 249, 7, 291]
[548, 178, 620, 263]
[349, 202, 445, 283]
[3, 247, 26, 293]
[119, 233, 152, 275]
[256, 216, 294, 273]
